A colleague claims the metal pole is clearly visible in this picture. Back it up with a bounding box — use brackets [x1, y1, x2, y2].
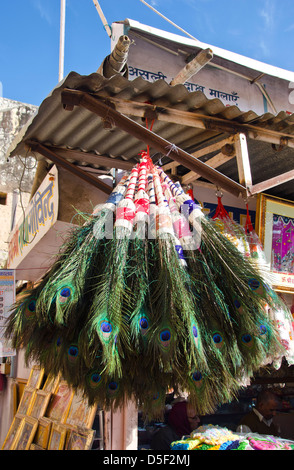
[59, 0, 66, 82]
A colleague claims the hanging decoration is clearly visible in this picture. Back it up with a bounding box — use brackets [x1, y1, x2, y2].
[5, 154, 291, 419]
[211, 193, 294, 371]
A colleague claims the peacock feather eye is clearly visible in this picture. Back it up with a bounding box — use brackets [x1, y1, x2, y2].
[241, 333, 254, 348]
[28, 300, 36, 311]
[100, 320, 113, 341]
[54, 337, 62, 355]
[87, 371, 102, 389]
[191, 371, 203, 389]
[159, 328, 171, 348]
[248, 278, 260, 291]
[192, 324, 200, 349]
[233, 298, 241, 309]
[68, 344, 79, 363]
[139, 317, 149, 336]
[24, 299, 36, 319]
[58, 286, 72, 305]
[259, 325, 268, 336]
[212, 332, 224, 350]
[107, 381, 119, 396]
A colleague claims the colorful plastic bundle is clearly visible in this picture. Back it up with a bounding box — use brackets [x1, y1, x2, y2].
[170, 425, 294, 450]
[170, 425, 241, 450]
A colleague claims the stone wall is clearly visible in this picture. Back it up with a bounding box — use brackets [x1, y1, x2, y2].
[0, 97, 37, 266]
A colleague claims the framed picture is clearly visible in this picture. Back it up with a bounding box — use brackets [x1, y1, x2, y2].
[47, 423, 67, 450]
[17, 387, 36, 415]
[30, 443, 45, 450]
[29, 390, 51, 420]
[65, 390, 97, 428]
[27, 365, 44, 389]
[11, 416, 38, 450]
[46, 380, 74, 423]
[33, 417, 52, 449]
[65, 428, 95, 450]
[257, 194, 294, 293]
[1, 414, 25, 450]
[43, 373, 61, 394]
[14, 378, 28, 414]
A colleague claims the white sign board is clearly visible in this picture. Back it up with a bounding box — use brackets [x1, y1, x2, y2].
[112, 21, 294, 117]
[0, 269, 16, 357]
[7, 165, 58, 271]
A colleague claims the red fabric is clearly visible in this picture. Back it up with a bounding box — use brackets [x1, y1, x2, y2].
[116, 206, 135, 222]
[244, 203, 254, 233]
[187, 188, 194, 200]
[212, 196, 231, 221]
[167, 401, 191, 437]
[134, 198, 150, 215]
[0, 373, 5, 392]
[291, 296, 294, 315]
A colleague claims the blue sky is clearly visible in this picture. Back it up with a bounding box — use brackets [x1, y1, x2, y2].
[1, 0, 294, 106]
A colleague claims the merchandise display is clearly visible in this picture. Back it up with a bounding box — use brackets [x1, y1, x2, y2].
[170, 424, 294, 450]
[1, 366, 98, 450]
[5, 153, 294, 419]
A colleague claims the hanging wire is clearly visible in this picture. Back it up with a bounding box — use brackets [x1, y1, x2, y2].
[16, 151, 38, 245]
[139, 0, 198, 42]
[92, 0, 112, 38]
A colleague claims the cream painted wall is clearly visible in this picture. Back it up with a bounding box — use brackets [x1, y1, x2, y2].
[0, 191, 31, 267]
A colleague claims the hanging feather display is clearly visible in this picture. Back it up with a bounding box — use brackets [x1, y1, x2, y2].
[79, 165, 139, 378]
[6, 175, 130, 370]
[243, 203, 294, 370]
[157, 168, 285, 380]
[127, 154, 151, 349]
[5, 156, 289, 420]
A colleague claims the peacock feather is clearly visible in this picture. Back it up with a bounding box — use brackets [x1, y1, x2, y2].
[78, 166, 139, 378]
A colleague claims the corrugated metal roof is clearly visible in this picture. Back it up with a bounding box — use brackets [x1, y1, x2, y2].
[6, 71, 294, 200]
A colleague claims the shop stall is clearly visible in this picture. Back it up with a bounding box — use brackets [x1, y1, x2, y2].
[1, 30, 294, 450]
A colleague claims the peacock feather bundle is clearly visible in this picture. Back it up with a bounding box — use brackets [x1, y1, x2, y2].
[157, 169, 285, 379]
[5, 156, 290, 419]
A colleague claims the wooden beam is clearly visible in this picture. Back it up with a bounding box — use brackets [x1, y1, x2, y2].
[170, 48, 213, 86]
[162, 161, 179, 172]
[181, 137, 236, 184]
[45, 146, 135, 170]
[163, 137, 235, 175]
[26, 141, 112, 195]
[182, 150, 235, 184]
[92, 95, 294, 148]
[234, 133, 252, 191]
[61, 89, 247, 198]
[250, 168, 294, 195]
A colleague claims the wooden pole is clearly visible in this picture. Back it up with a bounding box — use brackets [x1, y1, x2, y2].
[61, 88, 247, 198]
[250, 168, 294, 195]
[170, 48, 213, 86]
[234, 133, 253, 191]
[27, 141, 113, 195]
[92, 0, 112, 38]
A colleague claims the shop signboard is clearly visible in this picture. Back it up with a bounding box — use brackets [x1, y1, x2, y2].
[0, 269, 16, 357]
[7, 166, 58, 273]
[111, 21, 294, 116]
